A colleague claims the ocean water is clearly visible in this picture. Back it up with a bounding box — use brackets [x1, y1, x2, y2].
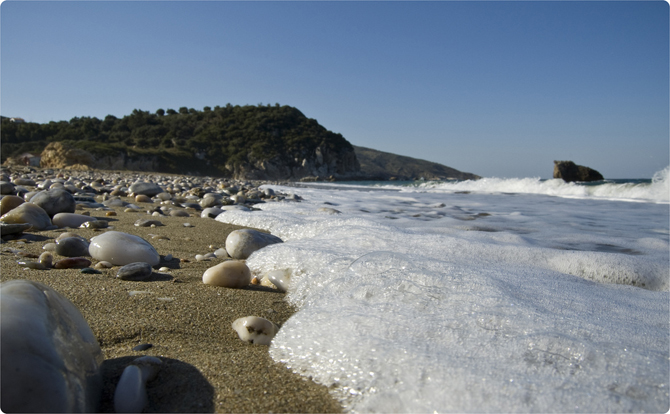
[216, 167, 670, 412]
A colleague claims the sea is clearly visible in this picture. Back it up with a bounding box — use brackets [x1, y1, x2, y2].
[216, 166, 670, 413]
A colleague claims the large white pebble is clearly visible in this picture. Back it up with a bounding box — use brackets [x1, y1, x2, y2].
[267, 269, 292, 293]
[89, 231, 160, 266]
[202, 261, 251, 288]
[225, 229, 283, 260]
[52, 212, 97, 228]
[0, 280, 103, 412]
[231, 316, 279, 345]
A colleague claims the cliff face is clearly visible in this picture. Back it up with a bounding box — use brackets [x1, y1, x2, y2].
[36, 141, 360, 181]
[229, 144, 360, 181]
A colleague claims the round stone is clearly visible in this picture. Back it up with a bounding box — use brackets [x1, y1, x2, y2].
[116, 262, 153, 281]
[225, 229, 283, 260]
[0, 203, 52, 230]
[231, 316, 279, 345]
[202, 261, 251, 288]
[0, 280, 103, 412]
[129, 182, 163, 197]
[0, 181, 16, 195]
[53, 257, 92, 269]
[135, 195, 152, 203]
[29, 189, 76, 217]
[55, 237, 90, 257]
[1, 195, 25, 216]
[88, 231, 160, 266]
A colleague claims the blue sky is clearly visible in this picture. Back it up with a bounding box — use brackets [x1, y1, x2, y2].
[1, 1, 668, 178]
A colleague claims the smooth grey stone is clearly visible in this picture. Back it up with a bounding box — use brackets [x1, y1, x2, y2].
[169, 210, 190, 217]
[225, 229, 283, 260]
[0, 280, 103, 412]
[0, 222, 32, 236]
[12, 178, 35, 186]
[129, 182, 163, 197]
[30, 189, 76, 217]
[116, 262, 154, 281]
[134, 219, 164, 227]
[56, 237, 90, 257]
[199, 197, 220, 208]
[132, 343, 153, 351]
[180, 202, 201, 211]
[0, 181, 16, 195]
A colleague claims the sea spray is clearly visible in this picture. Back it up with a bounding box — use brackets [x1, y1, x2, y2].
[216, 169, 669, 412]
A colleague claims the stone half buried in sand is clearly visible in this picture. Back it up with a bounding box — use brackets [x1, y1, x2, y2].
[0, 202, 53, 230]
[232, 316, 280, 345]
[0, 280, 103, 413]
[202, 260, 252, 288]
[88, 231, 160, 266]
[225, 229, 283, 260]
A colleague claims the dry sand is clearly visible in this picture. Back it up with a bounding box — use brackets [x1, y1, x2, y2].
[0, 198, 342, 413]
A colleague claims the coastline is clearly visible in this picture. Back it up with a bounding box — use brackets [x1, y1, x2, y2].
[0, 178, 342, 413]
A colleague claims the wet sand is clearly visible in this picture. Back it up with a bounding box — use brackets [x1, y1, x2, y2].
[0, 194, 342, 413]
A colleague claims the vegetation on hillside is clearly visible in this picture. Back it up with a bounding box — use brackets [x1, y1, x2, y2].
[1, 104, 354, 176]
[353, 145, 480, 181]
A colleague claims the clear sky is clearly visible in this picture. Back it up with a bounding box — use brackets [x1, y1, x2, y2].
[1, 1, 668, 179]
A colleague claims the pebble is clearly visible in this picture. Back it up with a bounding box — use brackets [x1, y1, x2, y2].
[129, 182, 164, 197]
[132, 343, 153, 352]
[52, 213, 97, 229]
[43, 242, 57, 251]
[80, 220, 109, 229]
[103, 199, 126, 208]
[0, 202, 53, 230]
[89, 231, 160, 266]
[134, 219, 164, 227]
[80, 268, 102, 275]
[113, 355, 162, 413]
[0, 280, 103, 412]
[183, 223, 193, 227]
[231, 316, 279, 345]
[0, 223, 32, 236]
[55, 237, 90, 257]
[201, 207, 223, 218]
[105, 211, 117, 217]
[53, 257, 92, 269]
[169, 209, 190, 217]
[225, 229, 283, 260]
[116, 262, 154, 281]
[0, 181, 16, 195]
[39, 252, 53, 268]
[0, 195, 25, 215]
[18, 260, 49, 270]
[30, 189, 76, 217]
[202, 261, 252, 288]
[94, 261, 113, 269]
[135, 194, 152, 203]
[267, 269, 291, 293]
[158, 267, 170, 272]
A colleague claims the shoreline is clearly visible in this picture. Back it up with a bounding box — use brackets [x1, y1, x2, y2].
[0, 167, 342, 413]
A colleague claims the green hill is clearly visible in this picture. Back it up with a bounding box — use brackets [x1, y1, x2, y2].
[1, 105, 359, 180]
[353, 145, 479, 181]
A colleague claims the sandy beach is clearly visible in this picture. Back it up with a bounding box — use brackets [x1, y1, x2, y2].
[0, 185, 342, 413]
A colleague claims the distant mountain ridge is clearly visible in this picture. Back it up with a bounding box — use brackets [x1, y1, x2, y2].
[353, 145, 479, 181]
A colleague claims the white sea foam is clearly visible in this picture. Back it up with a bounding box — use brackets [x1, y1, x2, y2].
[215, 170, 669, 412]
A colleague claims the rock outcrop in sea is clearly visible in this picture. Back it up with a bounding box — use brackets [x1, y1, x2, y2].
[553, 160, 604, 182]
